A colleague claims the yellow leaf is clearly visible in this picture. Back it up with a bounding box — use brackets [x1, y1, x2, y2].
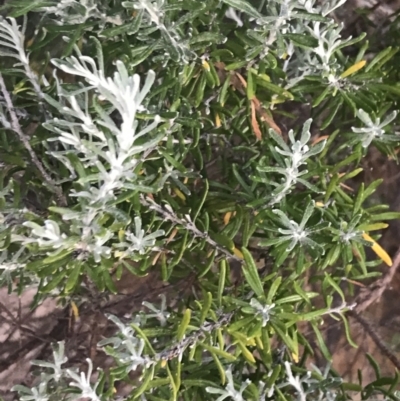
[161, 359, 167, 368]
[173, 187, 186, 202]
[362, 233, 392, 267]
[70, 301, 79, 319]
[238, 342, 256, 364]
[359, 223, 389, 231]
[202, 59, 210, 71]
[315, 202, 325, 208]
[246, 337, 256, 347]
[215, 112, 221, 128]
[292, 351, 299, 363]
[233, 248, 244, 259]
[340, 60, 367, 78]
[223, 211, 232, 226]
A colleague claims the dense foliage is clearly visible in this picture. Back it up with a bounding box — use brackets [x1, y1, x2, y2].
[1, 0, 400, 400]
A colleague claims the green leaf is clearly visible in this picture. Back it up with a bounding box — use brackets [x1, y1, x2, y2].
[184, 379, 222, 388]
[292, 12, 330, 22]
[241, 247, 264, 298]
[209, 232, 235, 252]
[366, 354, 381, 379]
[42, 249, 73, 265]
[340, 313, 358, 349]
[311, 321, 331, 360]
[353, 183, 364, 215]
[218, 259, 227, 306]
[246, 69, 255, 100]
[312, 86, 332, 108]
[340, 91, 357, 115]
[331, 152, 360, 174]
[219, 73, 231, 106]
[190, 32, 226, 45]
[9, 0, 52, 17]
[202, 343, 236, 362]
[370, 84, 400, 97]
[177, 309, 192, 341]
[101, 11, 143, 37]
[130, 41, 158, 67]
[266, 365, 281, 388]
[370, 212, 400, 221]
[266, 276, 281, 305]
[321, 98, 342, 130]
[130, 323, 156, 355]
[200, 292, 212, 324]
[365, 47, 399, 72]
[193, 179, 209, 222]
[255, 78, 293, 98]
[194, 73, 207, 107]
[283, 33, 318, 49]
[298, 308, 328, 321]
[228, 316, 255, 333]
[271, 322, 296, 352]
[275, 293, 318, 305]
[362, 179, 383, 201]
[102, 269, 118, 294]
[324, 173, 340, 202]
[221, 0, 262, 19]
[166, 363, 178, 401]
[198, 249, 216, 278]
[40, 270, 66, 293]
[133, 365, 155, 399]
[336, 32, 367, 51]
[211, 352, 226, 385]
[64, 262, 82, 293]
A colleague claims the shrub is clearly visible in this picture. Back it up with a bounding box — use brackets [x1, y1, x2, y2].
[1, 0, 400, 400]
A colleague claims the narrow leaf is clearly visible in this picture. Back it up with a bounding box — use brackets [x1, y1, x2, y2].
[241, 247, 264, 298]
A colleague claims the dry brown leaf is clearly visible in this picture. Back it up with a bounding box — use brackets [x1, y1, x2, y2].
[345, 278, 366, 288]
[235, 72, 247, 89]
[312, 135, 329, 145]
[250, 99, 263, 141]
[252, 97, 282, 135]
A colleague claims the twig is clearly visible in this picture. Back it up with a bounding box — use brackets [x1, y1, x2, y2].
[352, 247, 400, 313]
[156, 310, 235, 361]
[348, 310, 400, 370]
[140, 195, 242, 262]
[0, 74, 67, 206]
[346, 247, 400, 370]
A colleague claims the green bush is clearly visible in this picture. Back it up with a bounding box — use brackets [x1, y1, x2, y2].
[1, 0, 400, 400]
